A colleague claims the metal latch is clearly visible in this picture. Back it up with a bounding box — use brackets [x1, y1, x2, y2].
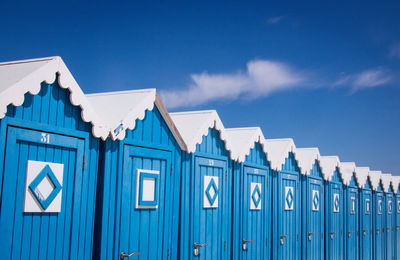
[347, 231, 353, 238]
[330, 231, 336, 240]
[120, 252, 140, 259]
[363, 230, 369, 236]
[193, 242, 208, 256]
[308, 232, 317, 241]
[242, 238, 254, 251]
[280, 234, 288, 245]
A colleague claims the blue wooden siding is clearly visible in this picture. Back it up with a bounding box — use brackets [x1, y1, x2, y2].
[344, 175, 359, 260]
[324, 169, 344, 260]
[179, 128, 232, 260]
[385, 186, 395, 260]
[0, 79, 99, 260]
[272, 152, 301, 260]
[232, 143, 271, 260]
[373, 183, 385, 260]
[301, 160, 324, 260]
[94, 107, 182, 260]
[360, 179, 373, 260]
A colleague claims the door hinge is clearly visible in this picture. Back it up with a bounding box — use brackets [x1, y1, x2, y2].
[225, 171, 228, 181]
[266, 238, 268, 246]
[170, 164, 173, 175]
[167, 249, 170, 260]
[83, 156, 86, 171]
[224, 241, 226, 251]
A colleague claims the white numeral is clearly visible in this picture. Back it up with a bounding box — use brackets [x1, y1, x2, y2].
[209, 160, 214, 166]
[41, 133, 50, 144]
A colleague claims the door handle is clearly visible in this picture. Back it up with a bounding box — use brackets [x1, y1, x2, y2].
[280, 234, 288, 245]
[308, 232, 317, 241]
[242, 238, 254, 251]
[386, 227, 391, 232]
[347, 231, 353, 238]
[376, 229, 380, 234]
[363, 230, 369, 236]
[120, 252, 140, 259]
[330, 231, 336, 240]
[193, 242, 208, 256]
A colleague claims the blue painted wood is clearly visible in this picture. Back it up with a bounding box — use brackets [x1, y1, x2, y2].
[272, 153, 301, 260]
[232, 143, 271, 260]
[324, 169, 344, 260]
[179, 128, 232, 260]
[385, 186, 395, 260]
[344, 175, 359, 260]
[373, 183, 385, 260]
[93, 107, 182, 260]
[301, 161, 324, 260]
[0, 79, 99, 260]
[395, 192, 400, 260]
[360, 179, 373, 260]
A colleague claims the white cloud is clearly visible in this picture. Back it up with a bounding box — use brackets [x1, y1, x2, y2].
[266, 15, 287, 24]
[160, 60, 305, 109]
[333, 68, 392, 91]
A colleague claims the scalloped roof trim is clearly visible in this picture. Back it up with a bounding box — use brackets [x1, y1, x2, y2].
[264, 138, 296, 171]
[0, 56, 109, 139]
[391, 176, 400, 193]
[170, 110, 233, 156]
[354, 167, 370, 189]
[380, 173, 392, 193]
[319, 156, 340, 181]
[225, 127, 267, 163]
[369, 170, 382, 191]
[294, 148, 320, 175]
[339, 162, 356, 186]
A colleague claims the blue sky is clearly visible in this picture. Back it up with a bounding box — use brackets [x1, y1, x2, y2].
[1, 1, 400, 174]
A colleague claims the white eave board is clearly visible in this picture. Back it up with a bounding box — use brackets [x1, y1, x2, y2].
[381, 173, 392, 193]
[354, 167, 370, 189]
[294, 147, 320, 175]
[319, 156, 340, 181]
[264, 138, 296, 171]
[369, 170, 382, 191]
[339, 162, 356, 186]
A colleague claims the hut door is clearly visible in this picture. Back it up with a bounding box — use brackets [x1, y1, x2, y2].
[240, 166, 268, 260]
[396, 195, 400, 260]
[386, 195, 394, 260]
[345, 188, 358, 260]
[327, 183, 343, 260]
[306, 178, 323, 260]
[278, 172, 299, 259]
[0, 126, 85, 260]
[119, 145, 171, 259]
[374, 193, 384, 260]
[191, 156, 227, 260]
[360, 191, 372, 260]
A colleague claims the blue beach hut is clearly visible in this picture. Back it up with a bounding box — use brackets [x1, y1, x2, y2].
[381, 173, 395, 260]
[170, 110, 234, 260]
[354, 166, 373, 260]
[370, 170, 385, 260]
[0, 57, 108, 260]
[296, 148, 324, 260]
[225, 127, 271, 260]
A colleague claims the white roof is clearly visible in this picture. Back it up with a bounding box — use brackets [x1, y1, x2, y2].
[354, 167, 370, 189]
[369, 170, 382, 191]
[264, 138, 296, 171]
[225, 127, 267, 163]
[391, 176, 400, 193]
[86, 89, 185, 149]
[295, 148, 321, 175]
[319, 156, 340, 181]
[0, 56, 108, 139]
[170, 110, 232, 155]
[338, 162, 356, 186]
[381, 173, 392, 193]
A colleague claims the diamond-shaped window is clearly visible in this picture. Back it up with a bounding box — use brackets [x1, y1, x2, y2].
[28, 165, 62, 210]
[334, 195, 339, 211]
[313, 192, 319, 209]
[205, 178, 218, 205]
[252, 184, 262, 208]
[286, 188, 293, 208]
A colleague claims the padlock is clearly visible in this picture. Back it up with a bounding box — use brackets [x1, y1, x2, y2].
[193, 248, 199, 256]
[242, 243, 247, 251]
[280, 238, 284, 245]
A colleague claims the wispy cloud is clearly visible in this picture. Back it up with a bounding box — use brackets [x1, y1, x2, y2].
[389, 43, 400, 59]
[266, 15, 287, 24]
[160, 60, 306, 109]
[333, 68, 392, 91]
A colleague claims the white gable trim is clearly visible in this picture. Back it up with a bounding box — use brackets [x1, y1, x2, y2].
[381, 173, 392, 193]
[391, 176, 400, 194]
[369, 170, 382, 191]
[319, 156, 340, 181]
[264, 138, 296, 171]
[0, 57, 108, 139]
[339, 162, 356, 186]
[354, 167, 370, 189]
[294, 148, 321, 175]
